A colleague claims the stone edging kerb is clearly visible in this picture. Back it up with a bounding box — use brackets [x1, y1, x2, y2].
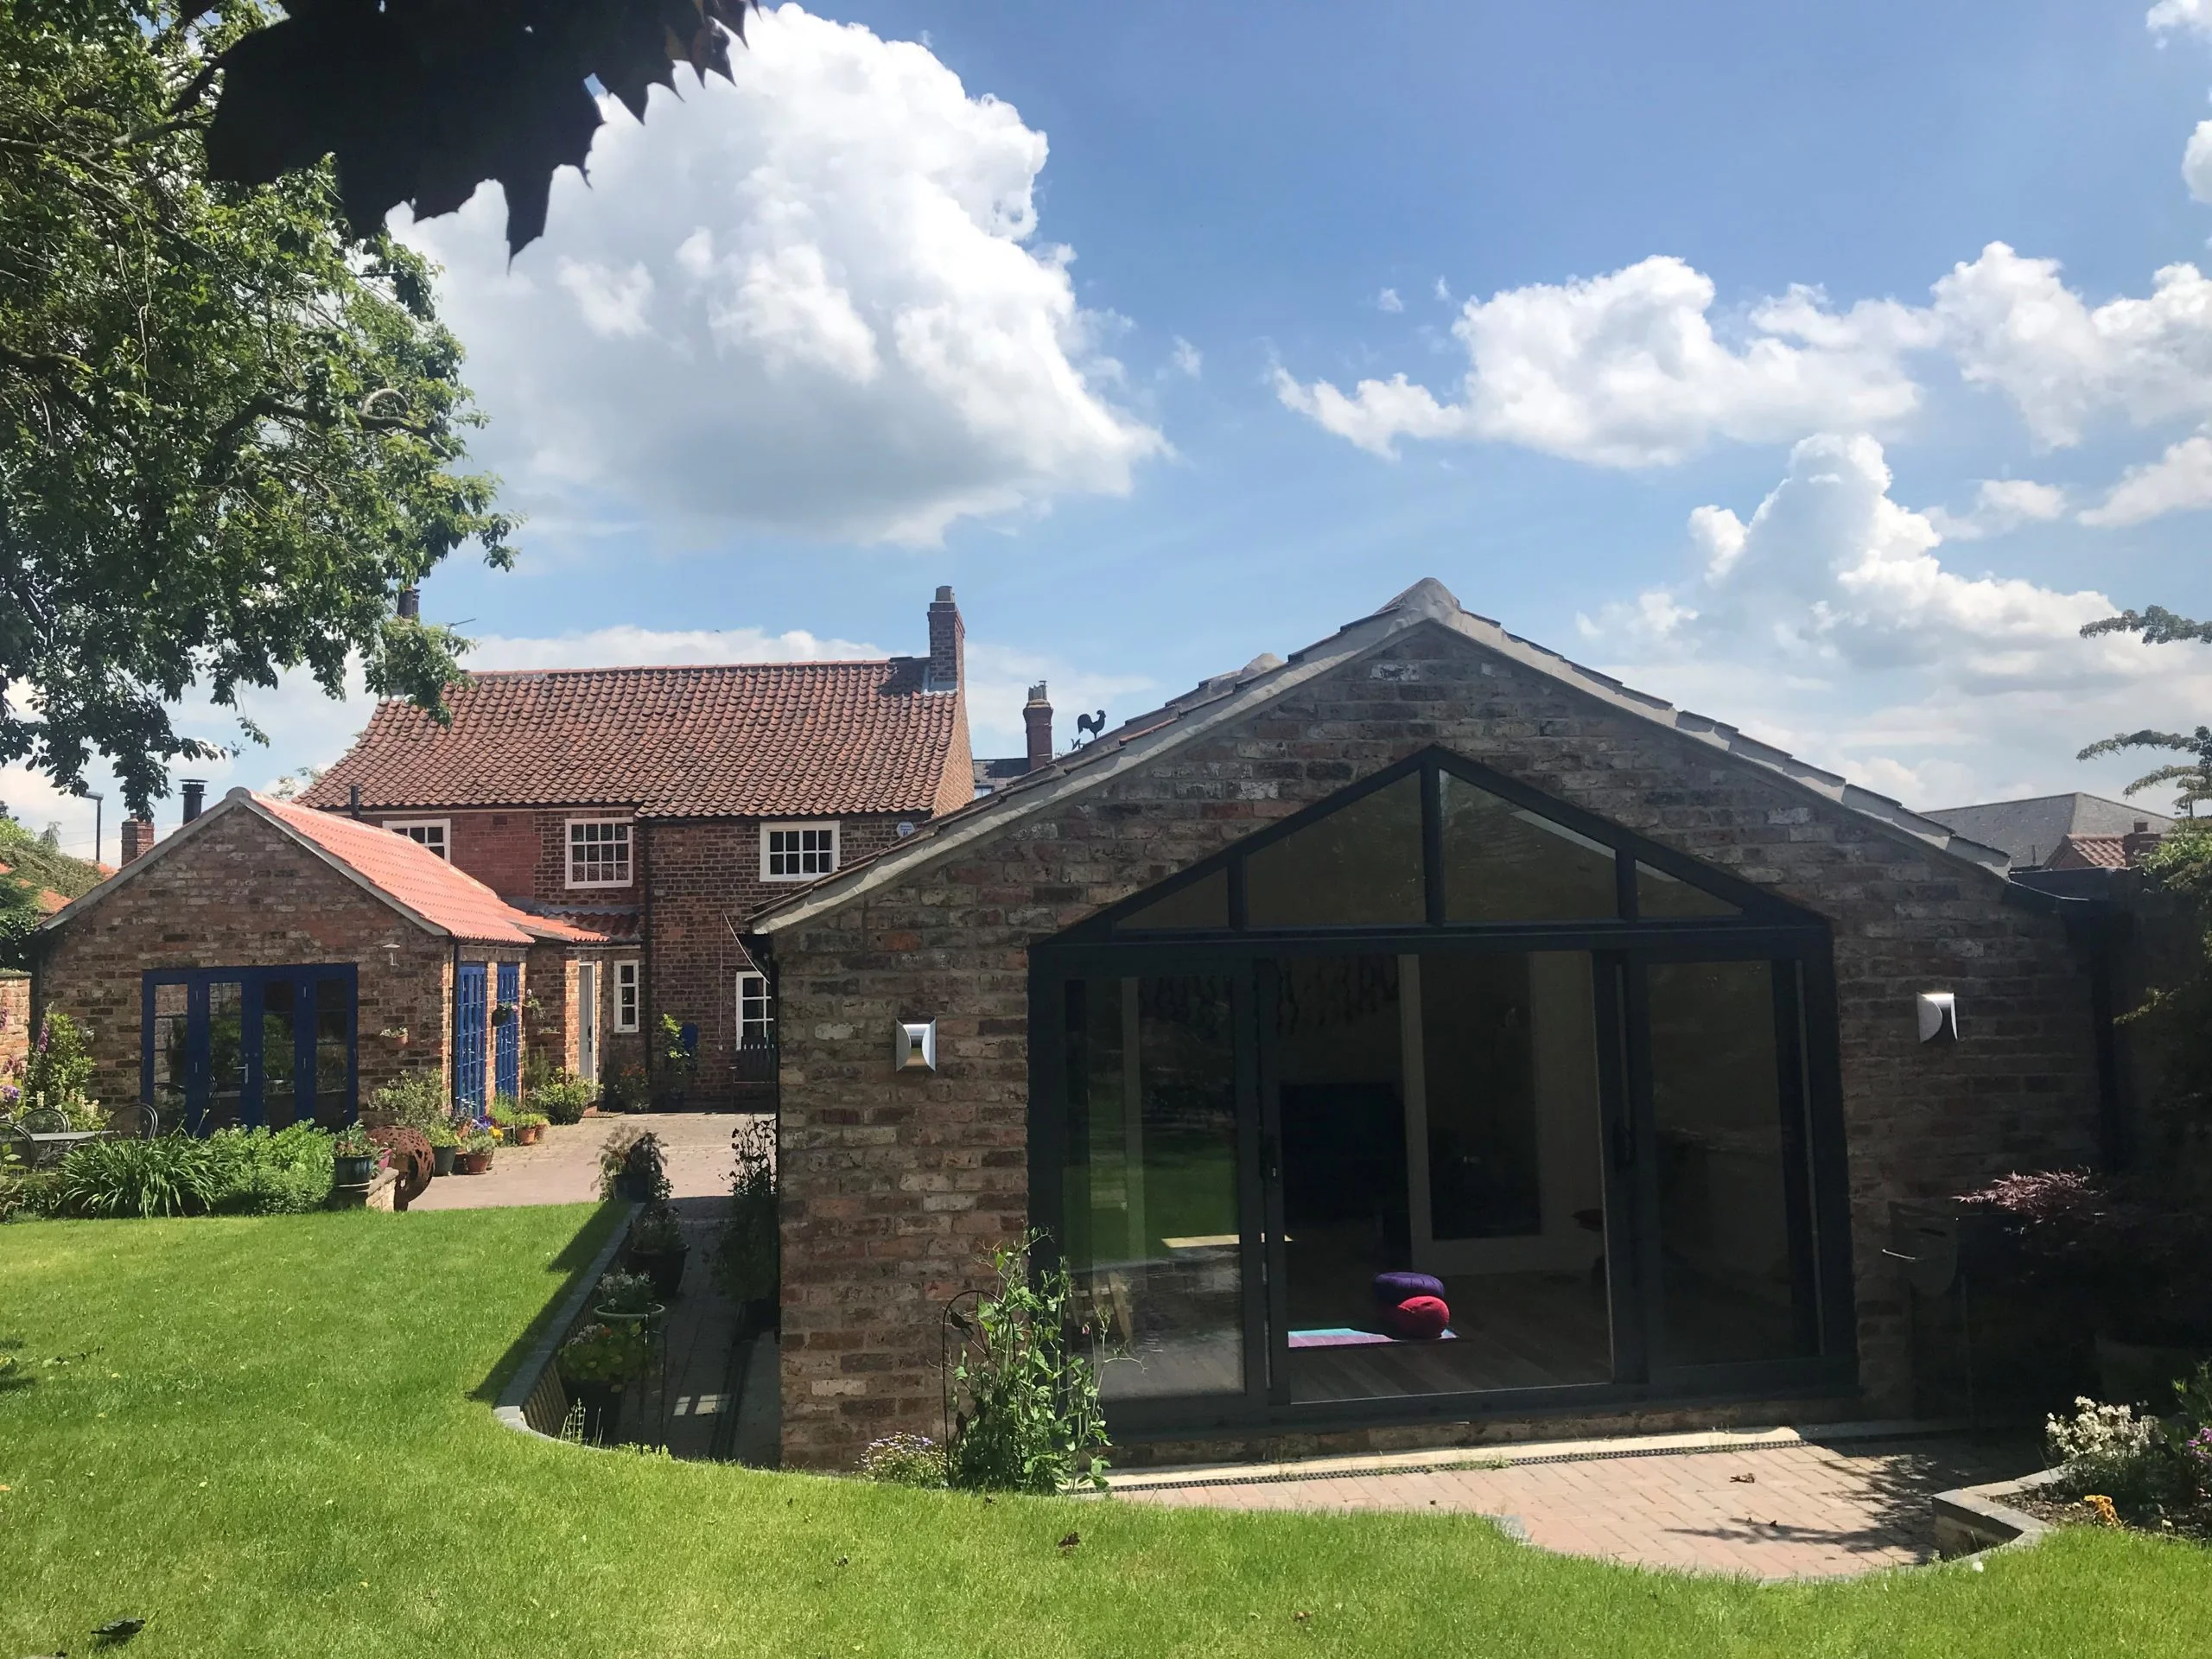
[492, 1202, 639, 1442]
[1931, 1465, 2069, 1558]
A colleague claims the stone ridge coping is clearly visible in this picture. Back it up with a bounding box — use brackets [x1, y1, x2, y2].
[1103, 1417, 1986, 1493]
[1930, 1465, 2069, 1559]
[492, 1202, 639, 1442]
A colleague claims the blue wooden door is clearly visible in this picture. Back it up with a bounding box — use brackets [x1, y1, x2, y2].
[494, 962, 520, 1103]
[455, 963, 487, 1114]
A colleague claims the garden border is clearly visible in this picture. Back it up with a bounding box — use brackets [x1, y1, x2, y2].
[1930, 1465, 2068, 1558]
[493, 1201, 639, 1441]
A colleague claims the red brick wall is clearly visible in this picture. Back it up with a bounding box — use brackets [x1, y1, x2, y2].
[0, 972, 29, 1079]
[766, 625, 2105, 1470]
[35, 809, 457, 1111]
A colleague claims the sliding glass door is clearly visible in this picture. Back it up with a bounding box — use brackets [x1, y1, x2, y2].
[141, 965, 359, 1134]
[1031, 747, 1852, 1438]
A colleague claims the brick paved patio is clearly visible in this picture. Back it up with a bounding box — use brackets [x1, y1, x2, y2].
[408, 1111, 745, 1210]
[1113, 1427, 2037, 1579]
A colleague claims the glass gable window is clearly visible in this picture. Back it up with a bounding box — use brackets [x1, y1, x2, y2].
[1440, 775, 1617, 922]
[1109, 751, 1766, 936]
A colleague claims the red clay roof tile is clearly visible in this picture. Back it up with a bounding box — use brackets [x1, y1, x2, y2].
[257, 796, 537, 943]
[297, 660, 962, 818]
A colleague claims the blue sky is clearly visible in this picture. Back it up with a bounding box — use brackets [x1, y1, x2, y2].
[16, 0, 2212, 860]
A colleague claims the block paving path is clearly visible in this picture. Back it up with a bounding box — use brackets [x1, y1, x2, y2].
[1116, 1429, 2037, 1580]
[408, 1110, 747, 1210]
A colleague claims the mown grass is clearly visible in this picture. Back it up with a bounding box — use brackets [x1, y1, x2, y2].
[2, 1204, 2208, 1658]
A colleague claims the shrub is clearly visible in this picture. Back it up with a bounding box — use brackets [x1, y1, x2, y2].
[944, 1233, 1110, 1495]
[524, 1052, 595, 1124]
[10, 1011, 101, 1128]
[48, 1134, 219, 1217]
[712, 1116, 777, 1306]
[370, 1071, 452, 1135]
[0, 1166, 61, 1222]
[628, 1204, 684, 1254]
[858, 1433, 948, 1488]
[594, 1269, 658, 1315]
[200, 1125, 337, 1215]
[559, 1322, 650, 1386]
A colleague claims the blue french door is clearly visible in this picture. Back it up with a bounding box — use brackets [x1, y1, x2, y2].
[494, 962, 521, 1102]
[142, 965, 357, 1134]
[455, 962, 488, 1114]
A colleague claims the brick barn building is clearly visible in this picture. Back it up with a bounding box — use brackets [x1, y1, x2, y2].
[748, 580, 2115, 1469]
[35, 791, 606, 1130]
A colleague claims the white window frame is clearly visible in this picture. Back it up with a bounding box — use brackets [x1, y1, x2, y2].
[613, 960, 640, 1033]
[385, 818, 451, 861]
[737, 972, 772, 1049]
[566, 817, 633, 889]
[760, 821, 839, 882]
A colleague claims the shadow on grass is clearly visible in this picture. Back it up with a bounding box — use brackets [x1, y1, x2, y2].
[0, 1334, 29, 1396]
[467, 1203, 626, 1403]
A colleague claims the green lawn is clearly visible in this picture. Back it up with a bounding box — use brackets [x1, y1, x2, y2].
[3, 1206, 2207, 1658]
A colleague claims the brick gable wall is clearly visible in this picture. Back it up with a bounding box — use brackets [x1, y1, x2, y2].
[767, 625, 2103, 1470]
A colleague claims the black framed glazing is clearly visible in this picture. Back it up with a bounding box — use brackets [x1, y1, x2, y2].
[139, 963, 359, 1135]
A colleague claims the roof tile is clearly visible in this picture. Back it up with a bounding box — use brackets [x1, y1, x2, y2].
[298, 660, 961, 817]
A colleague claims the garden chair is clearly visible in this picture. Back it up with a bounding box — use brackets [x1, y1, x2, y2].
[19, 1105, 67, 1135]
[106, 1103, 158, 1140]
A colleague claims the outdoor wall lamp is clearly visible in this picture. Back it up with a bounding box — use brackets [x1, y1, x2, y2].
[894, 1020, 938, 1072]
[1916, 991, 1959, 1044]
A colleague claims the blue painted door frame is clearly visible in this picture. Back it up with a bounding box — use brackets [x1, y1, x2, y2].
[454, 962, 488, 1114]
[493, 961, 520, 1102]
[140, 964, 358, 1135]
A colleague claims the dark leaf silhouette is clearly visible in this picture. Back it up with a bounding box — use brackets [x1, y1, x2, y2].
[200, 0, 754, 256]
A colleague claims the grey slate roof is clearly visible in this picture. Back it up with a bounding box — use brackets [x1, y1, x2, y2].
[753, 578, 2015, 935]
[1922, 794, 2177, 871]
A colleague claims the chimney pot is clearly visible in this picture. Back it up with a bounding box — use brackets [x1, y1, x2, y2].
[349, 784, 363, 820]
[181, 779, 206, 823]
[121, 820, 155, 865]
[1024, 681, 1054, 772]
[926, 586, 963, 690]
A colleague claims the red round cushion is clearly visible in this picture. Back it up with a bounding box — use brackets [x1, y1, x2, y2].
[1381, 1294, 1450, 1340]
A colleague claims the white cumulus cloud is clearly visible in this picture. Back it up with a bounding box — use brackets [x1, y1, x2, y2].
[2081, 430, 2212, 524]
[1578, 434, 2212, 811]
[1276, 255, 1934, 465]
[2149, 0, 2212, 42]
[1923, 477, 2068, 540]
[403, 3, 1161, 550]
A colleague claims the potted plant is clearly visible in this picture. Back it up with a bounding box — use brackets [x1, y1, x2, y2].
[658, 1014, 697, 1112]
[713, 1116, 779, 1332]
[491, 1096, 548, 1146]
[423, 1118, 459, 1176]
[608, 1062, 651, 1115]
[452, 1123, 498, 1176]
[624, 1204, 689, 1301]
[557, 1321, 650, 1443]
[490, 1000, 517, 1028]
[525, 1053, 595, 1125]
[593, 1268, 665, 1332]
[331, 1123, 384, 1188]
[598, 1126, 670, 1204]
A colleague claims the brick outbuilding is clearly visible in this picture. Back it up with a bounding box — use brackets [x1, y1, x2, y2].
[750, 580, 2112, 1470]
[35, 791, 611, 1130]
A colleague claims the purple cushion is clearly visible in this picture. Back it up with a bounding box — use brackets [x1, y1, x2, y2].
[1372, 1270, 1446, 1306]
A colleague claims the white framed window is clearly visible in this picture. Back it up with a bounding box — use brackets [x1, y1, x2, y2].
[760, 821, 838, 881]
[613, 961, 639, 1033]
[386, 818, 450, 861]
[567, 818, 632, 888]
[737, 972, 772, 1049]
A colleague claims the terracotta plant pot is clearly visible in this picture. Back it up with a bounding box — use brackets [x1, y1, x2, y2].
[518, 1122, 543, 1146]
[454, 1150, 493, 1176]
[431, 1145, 455, 1177]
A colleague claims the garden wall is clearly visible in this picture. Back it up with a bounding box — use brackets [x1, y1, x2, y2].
[0, 970, 27, 1077]
[766, 618, 2106, 1471]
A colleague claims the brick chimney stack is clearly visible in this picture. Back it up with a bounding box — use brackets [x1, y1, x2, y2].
[926, 586, 963, 690]
[2124, 819, 2164, 867]
[181, 779, 206, 823]
[120, 820, 155, 865]
[1024, 682, 1054, 772]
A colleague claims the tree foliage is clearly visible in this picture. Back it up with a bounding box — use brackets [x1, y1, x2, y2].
[2078, 607, 2212, 814]
[198, 0, 754, 257]
[1, 0, 513, 817]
